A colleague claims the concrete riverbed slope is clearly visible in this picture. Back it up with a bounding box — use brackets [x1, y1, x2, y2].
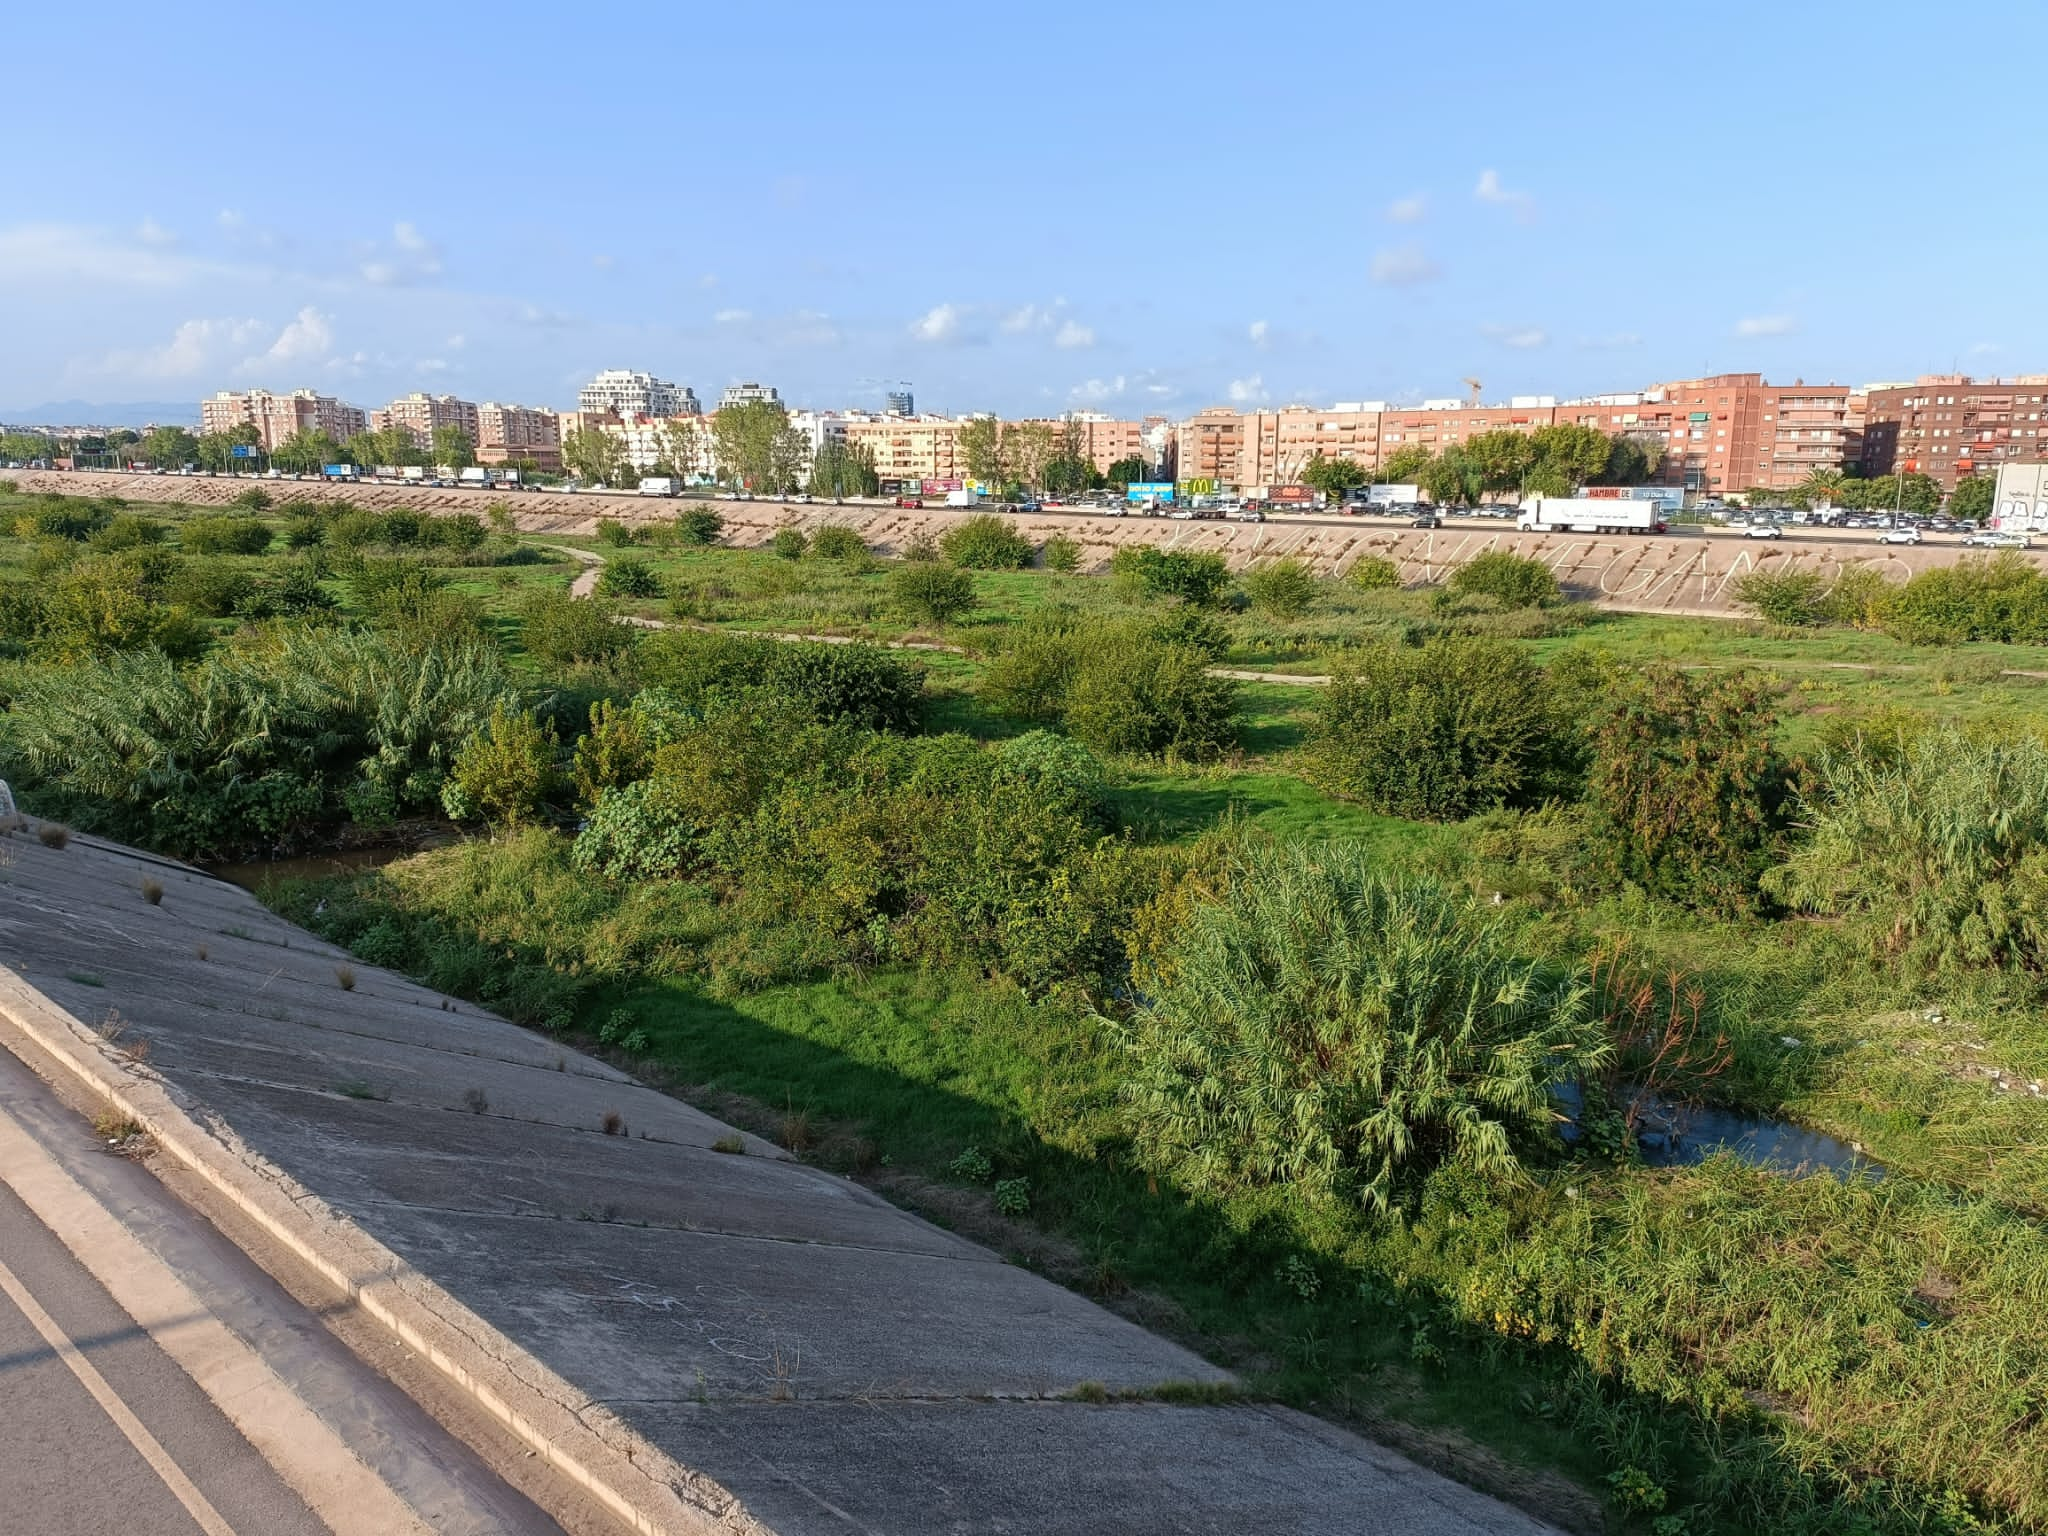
[0, 824, 1557, 1535]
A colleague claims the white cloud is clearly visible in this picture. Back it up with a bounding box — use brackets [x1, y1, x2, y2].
[247, 306, 334, 367]
[416, 357, 449, 375]
[1482, 324, 1549, 350]
[0, 223, 196, 286]
[1386, 195, 1426, 224]
[1370, 244, 1442, 286]
[912, 302, 968, 344]
[1248, 319, 1270, 347]
[73, 316, 266, 383]
[135, 218, 177, 247]
[446, 333, 467, 350]
[1000, 304, 1043, 334]
[360, 221, 443, 286]
[698, 273, 719, 289]
[1970, 341, 2003, 356]
[1474, 169, 1535, 219]
[1053, 320, 1095, 350]
[1069, 375, 1127, 404]
[714, 308, 753, 324]
[217, 209, 244, 230]
[775, 309, 841, 348]
[1227, 373, 1266, 404]
[1734, 314, 1797, 338]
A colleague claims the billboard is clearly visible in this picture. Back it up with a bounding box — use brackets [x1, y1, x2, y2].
[321, 464, 355, 478]
[1126, 481, 1175, 503]
[922, 478, 963, 495]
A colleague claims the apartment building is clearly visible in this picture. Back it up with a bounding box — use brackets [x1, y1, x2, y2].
[1859, 375, 2048, 492]
[577, 370, 699, 418]
[369, 392, 480, 447]
[1177, 408, 1248, 487]
[1643, 374, 1853, 494]
[476, 402, 562, 470]
[1231, 405, 1387, 487]
[842, 414, 962, 485]
[199, 388, 367, 450]
[717, 382, 781, 411]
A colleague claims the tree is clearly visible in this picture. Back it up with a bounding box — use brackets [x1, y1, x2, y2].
[1375, 445, 1435, 485]
[561, 427, 632, 487]
[1104, 455, 1147, 489]
[139, 426, 197, 470]
[431, 425, 476, 471]
[1595, 435, 1661, 487]
[272, 429, 342, 474]
[1002, 420, 1056, 492]
[1949, 475, 1995, 521]
[653, 417, 705, 483]
[958, 417, 1008, 486]
[1042, 454, 1096, 496]
[1300, 453, 1368, 503]
[1528, 423, 1612, 489]
[1457, 430, 1535, 495]
[1416, 446, 1479, 506]
[0, 430, 57, 463]
[809, 438, 879, 497]
[711, 400, 800, 489]
[444, 704, 559, 827]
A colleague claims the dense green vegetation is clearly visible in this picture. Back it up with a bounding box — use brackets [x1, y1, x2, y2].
[7, 481, 2048, 1535]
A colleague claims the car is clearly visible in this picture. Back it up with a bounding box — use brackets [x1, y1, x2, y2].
[1167, 506, 1195, 519]
[1743, 522, 1783, 539]
[1877, 527, 1922, 546]
[1236, 508, 1265, 522]
[894, 495, 922, 508]
[1409, 511, 1443, 529]
[1966, 530, 2031, 549]
[794, 493, 813, 504]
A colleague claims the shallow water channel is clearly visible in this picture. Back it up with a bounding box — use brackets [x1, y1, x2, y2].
[1554, 1083, 1879, 1179]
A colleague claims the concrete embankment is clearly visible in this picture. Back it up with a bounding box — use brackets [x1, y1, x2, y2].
[8, 467, 2036, 617]
[0, 824, 1558, 1535]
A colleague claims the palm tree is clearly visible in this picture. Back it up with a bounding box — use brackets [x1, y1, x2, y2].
[1796, 467, 1846, 506]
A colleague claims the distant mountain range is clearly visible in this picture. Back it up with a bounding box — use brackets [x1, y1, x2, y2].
[0, 400, 202, 428]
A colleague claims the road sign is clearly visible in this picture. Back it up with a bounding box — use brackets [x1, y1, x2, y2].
[230, 444, 257, 458]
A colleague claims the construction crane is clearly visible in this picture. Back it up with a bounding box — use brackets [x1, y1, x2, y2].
[1463, 377, 1483, 406]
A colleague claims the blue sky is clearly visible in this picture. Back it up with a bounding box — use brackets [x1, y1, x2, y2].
[7, 0, 2045, 421]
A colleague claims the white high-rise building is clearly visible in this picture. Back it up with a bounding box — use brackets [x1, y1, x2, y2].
[577, 369, 699, 418]
[717, 381, 781, 411]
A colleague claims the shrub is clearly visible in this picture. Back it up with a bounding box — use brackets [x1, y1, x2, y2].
[1821, 564, 1892, 627]
[380, 509, 424, 547]
[90, 514, 166, 551]
[770, 526, 807, 560]
[597, 555, 661, 599]
[1041, 535, 1081, 574]
[1448, 550, 1559, 609]
[888, 562, 976, 625]
[1063, 633, 1238, 760]
[36, 552, 207, 662]
[1121, 845, 1603, 1214]
[1765, 727, 2048, 970]
[282, 515, 326, 549]
[229, 487, 273, 511]
[327, 509, 384, 550]
[636, 630, 925, 732]
[1303, 637, 1562, 821]
[1586, 666, 1788, 913]
[1733, 567, 1830, 626]
[427, 512, 487, 552]
[181, 516, 273, 556]
[995, 730, 1110, 822]
[1110, 546, 1230, 606]
[807, 524, 869, 561]
[978, 609, 1087, 725]
[166, 559, 254, 618]
[901, 532, 940, 563]
[1243, 558, 1318, 618]
[677, 506, 724, 545]
[443, 703, 559, 827]
[1349, 554, 1401, 591]
[594, 518, 639, 548]
[19, 500, 113, 541]
[518, 588, 635, 670]
[939, 515, 1033, 570]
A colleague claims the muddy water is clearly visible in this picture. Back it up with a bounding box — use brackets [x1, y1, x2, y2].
[208, 841, 443, 893]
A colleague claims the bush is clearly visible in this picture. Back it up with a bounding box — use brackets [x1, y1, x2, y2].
[282, 515, 326, 549]
[677, 506, 724, 545]
[181, 515, 273, 556]
[36, 552, 206, 662]
[1349, 554, 1401, 591]
[1121, 845, 1602, 1214]
[427, 513, 487, 552]
[17, 500, 113, 541]
[995, 730, 1110, 823]
[1303, 636, 1563, 821]
[229, 487, 272, 511]
[166, 559, 253, 618]
[1733, 567, 1830, 626]
[1821, 564, 1892, 627]
[595, 518, 639, 548]
[939, 515, 1033, 570]
[597, 555, 661, 599]
[978, 609, 1086, 725]
[1243, 558, 1318, 618]
[1586, 666, 1788, 913]
[518, 588, 635, 670]
[327, 509, 384, 550]
[901, 532, 940, 563]
[1109, 546, 1230, 606]
[1063, 633, 1238, 760]
[443, 703, 559, 827]
[888, 562, 976, 625]
[807, 524, 869, 561]
[1041, 536, 1080, 574]
[1448, 550, 1559, 609]
[90, 514, 166, 551]
[380, 509, 424, 547]
[770, 527, 807, 561]
[635, 630, 925, 733]
[1765, 727, 2048, 970]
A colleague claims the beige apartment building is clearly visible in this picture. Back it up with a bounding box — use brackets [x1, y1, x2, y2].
[842, 415, 963, 485]
[199, 388, 367, 450]
[370, 392, 480, 448]
[476, 402, 562, 470]
[1238, 405, 1389, 486]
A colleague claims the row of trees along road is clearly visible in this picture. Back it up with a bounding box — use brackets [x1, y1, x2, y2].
[1300, 423, 1663, 507]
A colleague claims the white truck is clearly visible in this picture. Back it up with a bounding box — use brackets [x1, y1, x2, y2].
[458, 466, 493, 488]
[1517, 497, 1667, 535]
[637, 476, 680, 497]
[943, 489, 977, 508]
[1365, 483, 1423, 509]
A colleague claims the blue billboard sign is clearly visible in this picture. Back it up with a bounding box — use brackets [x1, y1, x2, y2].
[1126, 481, 1176, 503]
[230, 444, 257, 458]
[321, 464, 355, 478]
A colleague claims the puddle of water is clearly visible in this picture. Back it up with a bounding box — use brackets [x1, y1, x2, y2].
[1553, 1082, 1879, 1179]
[208, 842, 435, 893]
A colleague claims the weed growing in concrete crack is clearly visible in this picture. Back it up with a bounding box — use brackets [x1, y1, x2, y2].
[36, 822, 71, 849]
[462, 1087, 490, 1114]
[601, 1109, 626, 1135]
[712, 1133, 746, 1155]
[769, 1343, 801, 1402]
[140, 877, 163, 905]
[334, 964, 356, 991]
[91, 1109, 147, 1146]
[66, 971, 104, 987]
[780, 1109, 814, 1155]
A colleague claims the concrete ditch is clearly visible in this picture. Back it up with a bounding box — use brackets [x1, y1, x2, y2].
[0, 823, 1560, 1534]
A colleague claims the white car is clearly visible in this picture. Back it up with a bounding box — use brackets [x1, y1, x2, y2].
[1967, 530, 2031, 549]
[1742, 522, 1783, 540]
[1877, 527, 1922, 546]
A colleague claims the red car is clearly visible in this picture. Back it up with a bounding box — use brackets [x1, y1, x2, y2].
[894, 495, 923, 508]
